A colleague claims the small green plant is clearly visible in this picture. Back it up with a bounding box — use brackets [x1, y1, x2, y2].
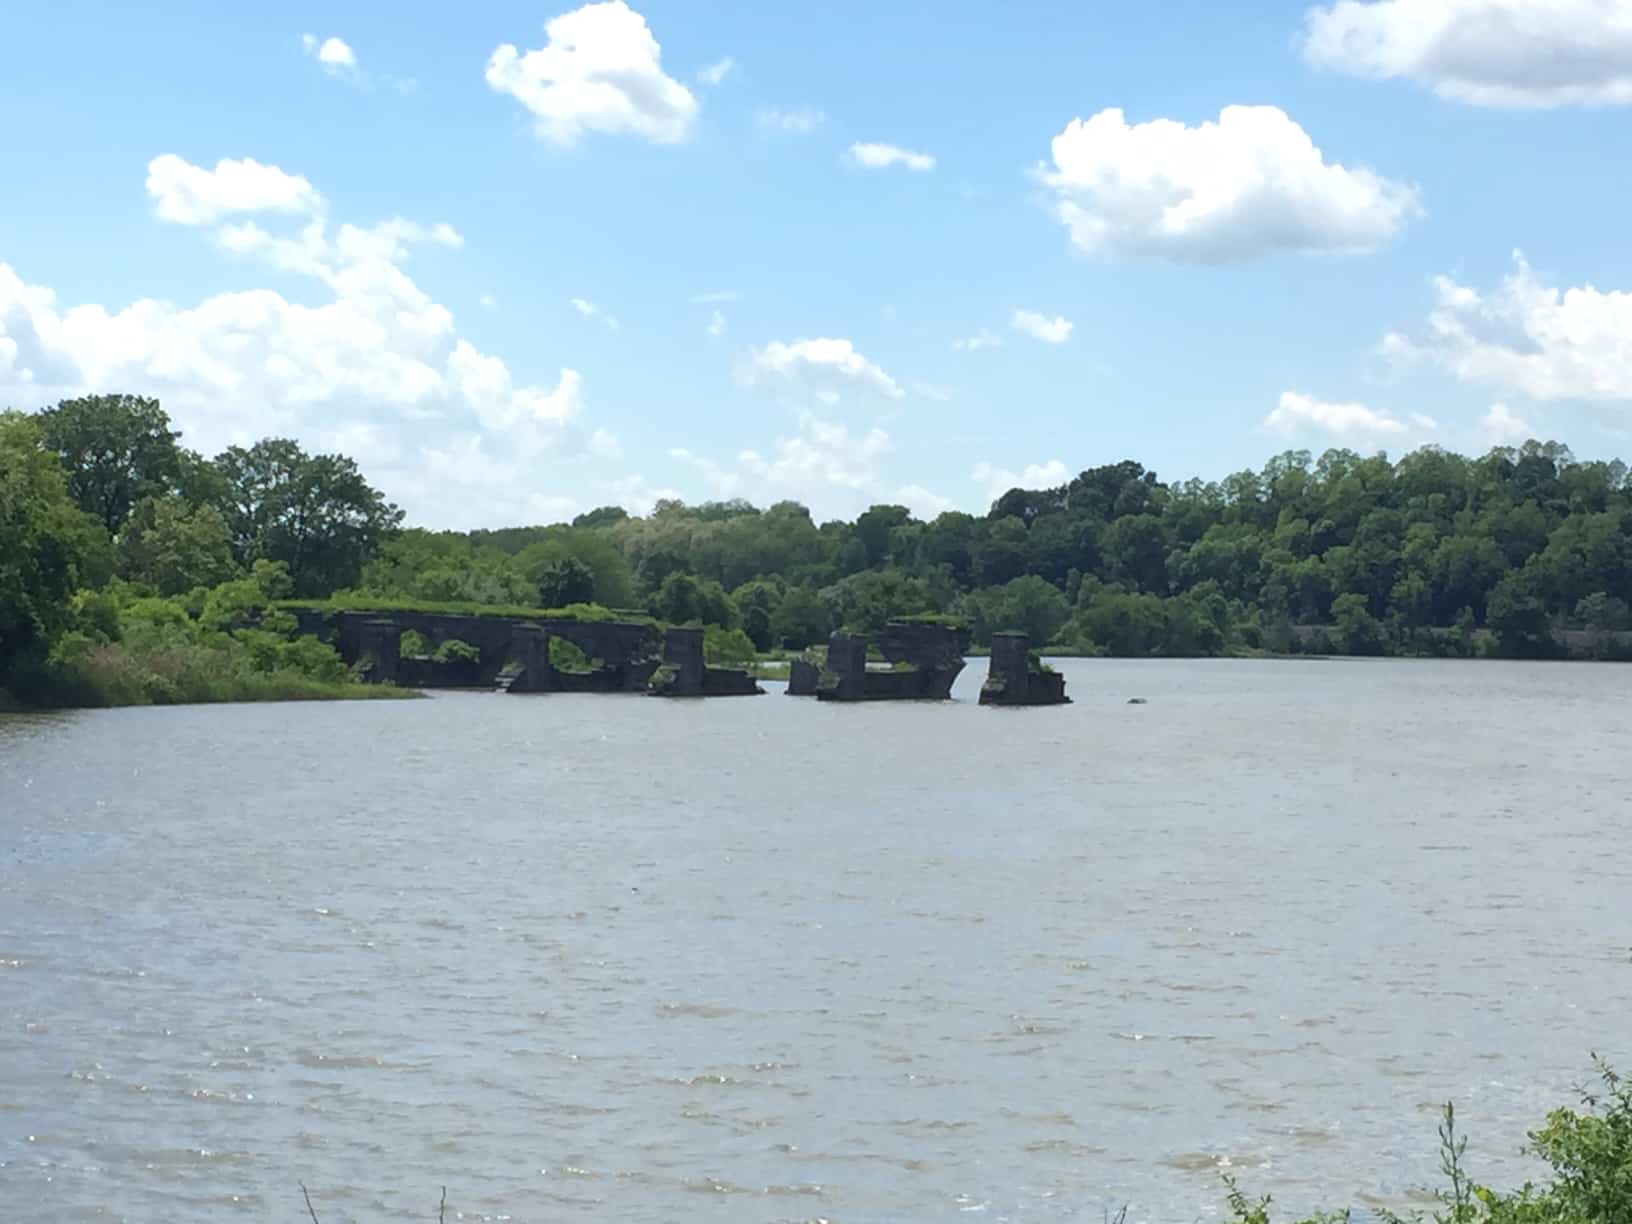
[431, 637, 480, 663]
[1224, 1058, 1632, 1224]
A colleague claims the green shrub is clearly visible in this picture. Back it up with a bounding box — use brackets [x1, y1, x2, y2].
[1227, 1059, 1632, 1224]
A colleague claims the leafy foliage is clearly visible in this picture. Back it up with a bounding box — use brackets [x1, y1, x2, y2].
[35, 394, 184, 533]
[212, 437, 403, 596]
[117, 495, 239, 595]
[0, 411, 109, 681]
[1225, 1060, 1632, 1224]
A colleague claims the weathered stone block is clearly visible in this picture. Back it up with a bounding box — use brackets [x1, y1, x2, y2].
[980, 632, 1070, 705]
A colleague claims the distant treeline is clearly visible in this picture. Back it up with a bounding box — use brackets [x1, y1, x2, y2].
[6, 393, 1632, 705]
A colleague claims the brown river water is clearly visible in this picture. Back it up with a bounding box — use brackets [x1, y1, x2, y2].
[2, 658, 1629, 1222]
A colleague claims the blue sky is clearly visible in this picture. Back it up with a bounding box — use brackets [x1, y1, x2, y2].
[4, 0, 1632, 528]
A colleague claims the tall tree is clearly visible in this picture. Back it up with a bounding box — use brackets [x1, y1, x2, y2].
[212, 439, 402, 597]
[536, 556, 597, 607]
[116, 496, 239, 596]
[35, 394, 183, 533]
[0, 412, 105, 680]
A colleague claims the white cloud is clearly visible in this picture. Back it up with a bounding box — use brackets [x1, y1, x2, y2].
[756, 106, 826, 134]
[145, 154, 324, 225]
[697, 56, 735, 86]
[952, 328, 1004, 352]
[972, 459, 1071, 503]
[1039, 105, 1420, 263]
[570, 296, 620, 332]
[706, 309, 726, 339]
[479, 293, 498, 310]
[1383, 253, 1632, 402]
[670, 411, 897, 517]
[1262, 391, 1418, 445]
[737, 337, 904, 401]
[1301, 0, 1632, 108]
[1482, 402, 1534, 443]
[485, 1, 697, 146]
[895, 483, 957, 518]
[601, 473, 682, 515]
[302, 33, 357, 74]
[909, 381, 955, 402]
[1010, 309, 1074, 344]
[847, 142, 936, 172]
[0, 155, 610, 530]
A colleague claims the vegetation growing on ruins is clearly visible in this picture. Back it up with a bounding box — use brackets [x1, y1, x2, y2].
[10, 393, 1632, 705]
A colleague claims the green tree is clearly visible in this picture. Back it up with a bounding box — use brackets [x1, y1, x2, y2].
[958, 576, 1070, 646]
[1331, 592, 1384, 655]
[536, 556, 597, 607]
[819, 569, 936, 632]
[651, 572, 736, 627]
[35, 394, 183, 533]
[117, 496, 239, 595]
[972, 516, 1030, 586]
[212, 438, 402, 596]
[731, 578, 784, 650]
[854, 504, 913, 567]
[1103, 513, 1169, 593]
[571, 505, 629, 529]
[769, 585, 830, 648]
[0, 412, 106, 683]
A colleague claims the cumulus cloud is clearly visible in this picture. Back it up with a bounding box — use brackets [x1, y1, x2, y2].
[1301, 0, 1632, 108]
[1010, 309, 1074, 344]
[706, 309, 726, 339]
[847, 142, 936, 171]
[697, 56, 734, 86]
[1039, 104, 1420, 263]
[952, 328, 1004, 352]
[570, 296, 620, 332]
[1482, 402, 1534, 443]
[0, 154, 608, 529]
[895, 483, 957, 518]
[485, 1, 697, 146]
[737, 337, 904, 401]
[1383, 252, 1632, 401]
[972, 459, 1071, 503]
[1262, 390, 1419, 446]
[145, 154, 324, 225]
[756, 106, 826, 134]
[669, 412, 910, 517]
[302, 33, 357, 74]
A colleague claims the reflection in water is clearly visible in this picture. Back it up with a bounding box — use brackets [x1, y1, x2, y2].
[1, 659, 1630, 1222]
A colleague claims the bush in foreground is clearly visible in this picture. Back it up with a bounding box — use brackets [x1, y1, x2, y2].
[1228, 1058, 1632, 1224]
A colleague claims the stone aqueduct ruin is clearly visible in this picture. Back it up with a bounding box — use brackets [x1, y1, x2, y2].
[294, 609, 1068, 704]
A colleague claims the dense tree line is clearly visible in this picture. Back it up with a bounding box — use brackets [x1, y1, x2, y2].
[362, 443, 1632, 660]
[7, 393, 1632, 704]
[2, 396, 402, 701]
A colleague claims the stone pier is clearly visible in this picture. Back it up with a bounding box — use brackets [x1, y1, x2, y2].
[979, 632, 1070, 706]
[786, 656, 820, 696]
[292, 607, 662, 693]
[357, 618, 401, 684]
[650, 627, 762, 697]
[815, 620, 971, 701]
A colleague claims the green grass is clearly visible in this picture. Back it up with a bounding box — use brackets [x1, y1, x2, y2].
[20, 642, 419, 708]
[887, 613, 973, 630]
[277, 594, 655, 624]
